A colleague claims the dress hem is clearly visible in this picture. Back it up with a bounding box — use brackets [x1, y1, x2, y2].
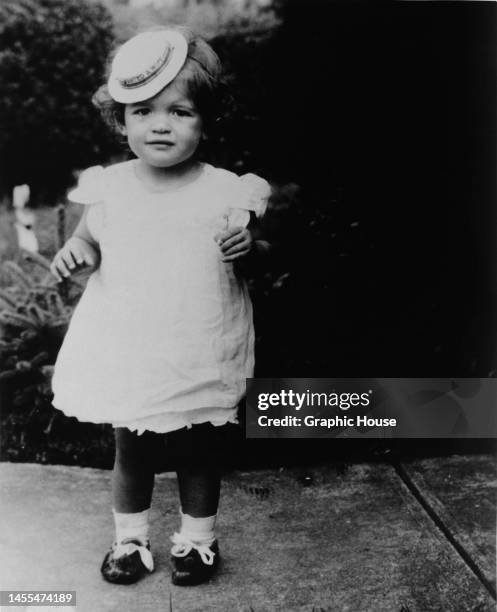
[52, 403, 240, 435]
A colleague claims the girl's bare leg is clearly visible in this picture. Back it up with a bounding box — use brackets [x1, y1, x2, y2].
[112, 427, 155, 512]
[176, 465, 221, 517]
[101, 428, 156, 584]
[170, 425, 226, 585]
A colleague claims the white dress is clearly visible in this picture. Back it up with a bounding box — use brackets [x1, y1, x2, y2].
[51, 160, 270, 435]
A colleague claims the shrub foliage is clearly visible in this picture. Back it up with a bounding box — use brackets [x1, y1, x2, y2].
[0, 253, 72, 417]
[0, 251, 115, 466]
[0, 0, 116, 203]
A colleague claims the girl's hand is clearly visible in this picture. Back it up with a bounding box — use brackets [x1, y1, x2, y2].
[50, 236, 100, 282]
[215, 227, 253, 262]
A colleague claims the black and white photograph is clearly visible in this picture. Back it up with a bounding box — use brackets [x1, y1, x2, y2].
[0, 0, 496, 610]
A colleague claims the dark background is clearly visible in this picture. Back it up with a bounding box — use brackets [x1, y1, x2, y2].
[245, 0, 497, 379]
[225, 0, 497, 463]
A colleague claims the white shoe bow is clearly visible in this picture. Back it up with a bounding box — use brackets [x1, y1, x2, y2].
[112, 539, 154, 572]
[170, 533, 216, 566]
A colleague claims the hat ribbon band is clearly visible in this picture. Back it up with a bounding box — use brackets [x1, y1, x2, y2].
[119, 45, 174, 89]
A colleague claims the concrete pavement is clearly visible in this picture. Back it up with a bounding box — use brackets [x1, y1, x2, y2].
[0, 456, 495, 611]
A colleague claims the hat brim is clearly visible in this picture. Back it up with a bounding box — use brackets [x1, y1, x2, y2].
[107, 31, 188, 104]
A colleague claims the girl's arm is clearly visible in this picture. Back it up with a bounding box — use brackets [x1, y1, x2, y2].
[72, 207, 99, 247]
[50, 208, 100, 282]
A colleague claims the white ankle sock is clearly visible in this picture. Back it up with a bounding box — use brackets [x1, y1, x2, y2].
[177, 510, 216, 546]
[113, 508, 150, 545]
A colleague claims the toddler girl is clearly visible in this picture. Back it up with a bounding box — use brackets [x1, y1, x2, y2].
[50, 27, 271, 586]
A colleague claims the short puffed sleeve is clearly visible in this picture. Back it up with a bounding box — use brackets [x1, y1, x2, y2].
[67, 166, 105, 242]
[227, 173, 271, 228]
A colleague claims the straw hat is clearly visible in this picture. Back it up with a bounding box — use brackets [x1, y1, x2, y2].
[108, 30, 188, 104]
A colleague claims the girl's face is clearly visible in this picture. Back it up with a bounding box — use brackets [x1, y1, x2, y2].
[122, 81, 203, 170]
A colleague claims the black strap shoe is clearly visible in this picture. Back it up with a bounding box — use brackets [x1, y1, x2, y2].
[101, 538, 154, 585]
[170, 535, 220, 586]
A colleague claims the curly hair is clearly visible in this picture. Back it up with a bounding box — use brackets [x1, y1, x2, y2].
[92, 26, 231, 137]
